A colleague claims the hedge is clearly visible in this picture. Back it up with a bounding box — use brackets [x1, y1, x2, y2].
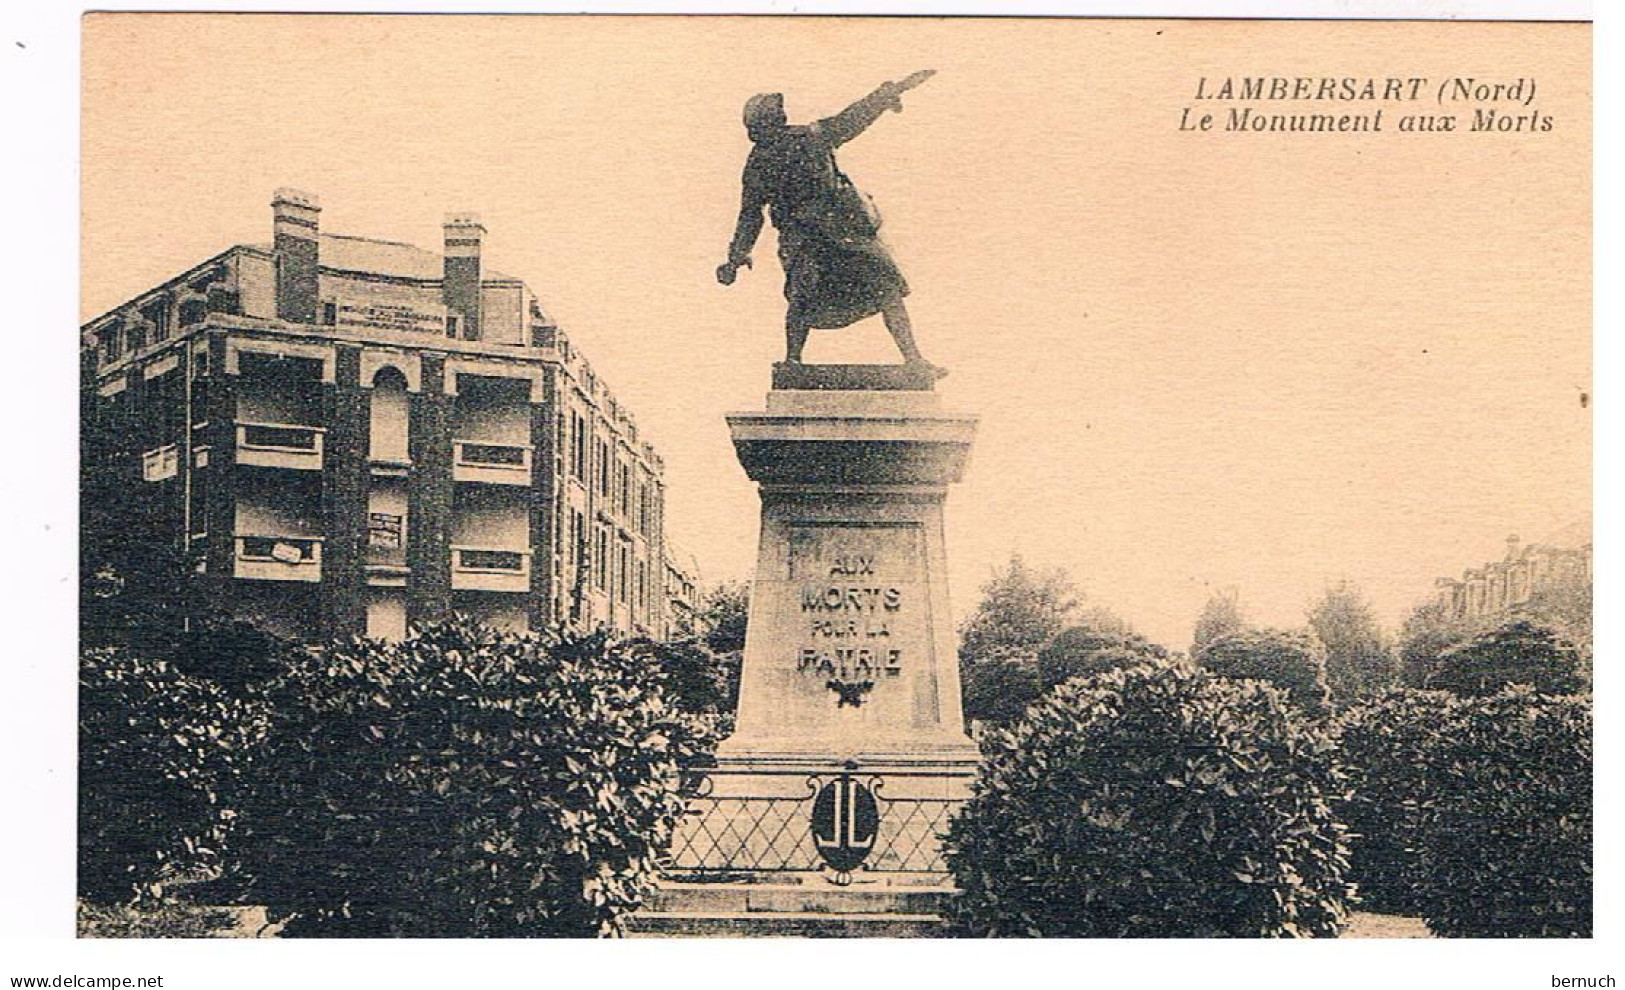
[945, 661, 1352, 937]
[1335, 689, 1460, 915]
[1428, 620, 1584, 698]
[1337, 687, 1591, 935]
[233, 619, 718, 937]
[1197, 628, 1332, 714]
[1418, 689, 1591, 937]
[78, 647, 269, 904]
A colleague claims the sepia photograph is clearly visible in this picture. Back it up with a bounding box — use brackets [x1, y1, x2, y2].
[0, 1, 1607, 985]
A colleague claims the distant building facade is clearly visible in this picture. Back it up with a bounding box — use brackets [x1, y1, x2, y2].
[1432, 522, 1593, 622]
[662, 547, 703, 640]
[83, 189, 675, 644]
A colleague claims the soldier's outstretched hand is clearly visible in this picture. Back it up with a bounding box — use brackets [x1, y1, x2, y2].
[887, 70, 936, 112]
[898, 69, 937, 92]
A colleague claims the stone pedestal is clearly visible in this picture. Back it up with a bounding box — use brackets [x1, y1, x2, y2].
[667, 365, 977, 879]
[721, 365, 978, 767]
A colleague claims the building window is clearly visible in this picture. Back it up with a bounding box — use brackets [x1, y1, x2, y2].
[368, 512, 404, 550]
[570, 412, 588, 482]
[640, 484, 657, 538]
[596, 439, 611, 495]
[207, 286, 242, 316]
[594, 527, 609, 591]
[179, 299, 208, 328]
[144, 300, 170, 342]
[102, 325, 123, 363]
[446, 314, 461, 339]
[141, 445, 179, 482]
[321, 301, 337, 326]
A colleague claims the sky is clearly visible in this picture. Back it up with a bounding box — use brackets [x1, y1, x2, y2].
[81, 14, 1591, 649]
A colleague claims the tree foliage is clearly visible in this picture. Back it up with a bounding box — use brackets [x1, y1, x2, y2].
[1418, 688, 1591, 937]
[1515, 573, 1592, 675]
[959, 555, 1080, 662]
[1307, 580, 1395, 705]
[946, 662, 1352, 937]
[1395, 601, 1480, 689]
[1335, 688, 1461, 915]
[1338, 686, 1591, 935]
[698, 581, 750, 656]
[651, 580, 751, 717]
[1428, 619, 1584, 698]
[79, 647, 269, 904]
[960, 655, 1045, 728]
[1036, 619, 1168, 691]
[1190, 588, 1246, 657]
[234, 619, 716, 937]
[1196, 627, 1331, 714]
[636, 638, 740, 718]
[958, 555, 1081, 725]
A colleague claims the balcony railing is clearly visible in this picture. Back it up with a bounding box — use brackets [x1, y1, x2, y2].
[452, 440, 532, 485]
[451, 545, 531, 592]
[237, 420, 325, 470]
[234, 535, 323, 582]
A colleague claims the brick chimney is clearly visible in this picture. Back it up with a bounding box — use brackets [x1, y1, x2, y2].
[443, 213, 484, 340]
[272, 188, 321, 323]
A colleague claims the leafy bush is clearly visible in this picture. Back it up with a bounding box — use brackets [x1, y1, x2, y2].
[234, 619, 714, 937]
[636, 638, 741, 716]
[79, 647, 269, 904]
[77, 898, 245, 938]
[1428, 620, 1584, 697]
[1337, 687, 1591, 934]
[1395, 601, 1485, 688]
[165, 618, 309, 697]
[1037, 623, 1168, 690]
[1335, 688, 1460, 915]
[1197, 628, 1331, 714]
[945, 662, 1352, 937]
[1418, 689, 1591, 937]
[960, 654, 1045, 729]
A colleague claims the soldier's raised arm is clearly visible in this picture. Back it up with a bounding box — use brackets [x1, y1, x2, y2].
[816, 70, 936, 147]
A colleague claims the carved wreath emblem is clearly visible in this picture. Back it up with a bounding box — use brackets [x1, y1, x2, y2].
[826, 678, 875, 708]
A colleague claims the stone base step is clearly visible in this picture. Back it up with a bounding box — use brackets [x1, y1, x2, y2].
[626, 910, 946, 938]
[646, 881, 954, 916]
[628, 878, 957, 937]
[661, 870, 948, 887]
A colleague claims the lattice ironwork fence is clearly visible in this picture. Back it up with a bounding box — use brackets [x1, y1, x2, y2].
[666, 766, 965, 877]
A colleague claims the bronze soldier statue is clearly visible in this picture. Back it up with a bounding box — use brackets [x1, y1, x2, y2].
[717, 70, 944, 376]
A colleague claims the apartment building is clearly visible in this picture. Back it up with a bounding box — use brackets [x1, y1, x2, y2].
[82, 189, 676, 643]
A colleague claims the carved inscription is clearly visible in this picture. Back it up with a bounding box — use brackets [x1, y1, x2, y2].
[797, 553, 906, 681]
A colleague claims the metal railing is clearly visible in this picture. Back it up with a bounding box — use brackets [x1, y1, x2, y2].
[667, 765, 964, 878]
[238, 420, 324, 451]
[452, 440, 532, 483]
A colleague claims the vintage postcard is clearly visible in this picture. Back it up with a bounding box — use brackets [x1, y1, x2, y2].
[29, 3, 1608, 983]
